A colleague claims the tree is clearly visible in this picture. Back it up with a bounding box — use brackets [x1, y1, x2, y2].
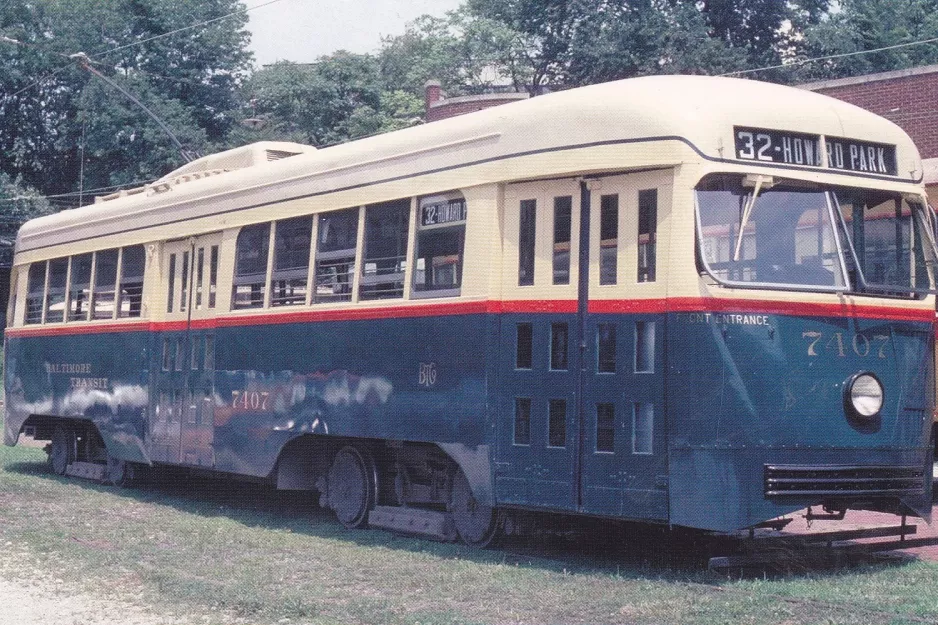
[241, 52, 423, 148]
[797, 0, 938, 81]
[0, 0, 253, 199]
[379, 9, 531, 96]
[0, 173, 53, 268]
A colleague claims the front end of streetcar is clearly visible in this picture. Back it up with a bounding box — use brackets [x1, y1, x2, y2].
[667, 127, 937, 532]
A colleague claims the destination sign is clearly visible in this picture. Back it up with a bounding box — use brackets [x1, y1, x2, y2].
[420, 197, 467, 228]
[825, 136, 897, 176]
[734, 127, 822, 167]
[733, 126, 898, 176]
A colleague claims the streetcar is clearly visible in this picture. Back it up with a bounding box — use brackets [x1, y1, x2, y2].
[4, 75, 936, 544]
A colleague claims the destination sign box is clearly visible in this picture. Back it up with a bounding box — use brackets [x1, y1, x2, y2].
[825, 136, 897, 176]
[733, 126, 898, 176]
[420, 197, 467, 228]
[734, 127, 822, 167]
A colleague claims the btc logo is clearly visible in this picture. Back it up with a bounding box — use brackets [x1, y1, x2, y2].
[418, 362, 437, 387]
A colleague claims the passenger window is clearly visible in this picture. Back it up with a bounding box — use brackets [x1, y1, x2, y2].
[635, 321, 656, 373]
[550, 323, 568, 371]
[68, 253, 93, 321]
[638, 189, 657, 283]
[553, 196, 572, 285]
[208, 246, 218, 308]
[167, 253, 176, 313]
[413, 193, 466, 297]
[194, 247, 204, 310]
[514, 398, 531, 446]
[518, 199, 536, 286]
[597, 324, 616, 373]
[25, 262, 45, 325]
[596, 403, 615, 453]
[93, 249, 118, 320]
[516, 323, 533, 369]
[179, 250, 190, 313]
[600, 194, 618, 285]
[633, 403, 654, 454]
[232, 224, 270, 309]
[548, 399, 566, 448]
[118, 245, 145, 318]
[6, 268, 17, 329]
[44, 258, 68, 323]
[361, 199, 409, 300]
[270, 215, 312, 306]
[314, 208, 358, 303]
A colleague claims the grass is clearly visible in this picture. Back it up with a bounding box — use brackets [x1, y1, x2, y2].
[2, 432, 938, 625]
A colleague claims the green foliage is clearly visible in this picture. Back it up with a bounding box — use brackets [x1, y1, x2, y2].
[0, 173, 53, 266]
[797, 0, 938, 81]
[242, 53, 424, 147]
[0, 0, 252, 198]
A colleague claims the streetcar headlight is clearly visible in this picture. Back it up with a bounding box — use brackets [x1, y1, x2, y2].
[844, 372, 884, 419]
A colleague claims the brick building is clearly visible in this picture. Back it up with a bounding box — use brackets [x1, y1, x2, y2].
[800, 66, 938, 204]
[423, 80, 529, 123]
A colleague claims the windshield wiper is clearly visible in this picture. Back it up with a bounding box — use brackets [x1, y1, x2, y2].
[733, 175, 774, 262]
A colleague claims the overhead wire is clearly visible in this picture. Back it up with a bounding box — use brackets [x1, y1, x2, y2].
[720, 36, 938, 77]
[2, 0, 288, 96]
[90, 0, 289, 59]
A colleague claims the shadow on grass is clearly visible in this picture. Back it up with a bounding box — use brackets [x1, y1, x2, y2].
[3, 456, 922, 585]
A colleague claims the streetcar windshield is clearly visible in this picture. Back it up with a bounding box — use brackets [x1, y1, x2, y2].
[695, 174, 937, 296]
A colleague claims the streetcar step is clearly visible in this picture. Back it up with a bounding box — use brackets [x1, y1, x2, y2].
[368, 506, 458, 541]
[64, 461, 106, 481]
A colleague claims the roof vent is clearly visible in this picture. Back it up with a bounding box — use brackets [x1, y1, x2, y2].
[156, 141, 316, 182]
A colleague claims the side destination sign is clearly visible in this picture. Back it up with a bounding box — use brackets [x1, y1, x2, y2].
[733, 126, 897, 176]
[420, 197, 467, 228]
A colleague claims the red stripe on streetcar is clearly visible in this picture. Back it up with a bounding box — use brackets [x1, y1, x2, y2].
[5, 297, 932, 338]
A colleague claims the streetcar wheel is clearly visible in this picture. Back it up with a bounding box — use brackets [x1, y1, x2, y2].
[106, 454, 136, 487]
[450, 469, 498, 547]
[327, 446, 376, 529]
[49, 426, 74, 476]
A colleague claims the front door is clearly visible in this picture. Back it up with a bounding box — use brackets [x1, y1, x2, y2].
[495, 171, 671, 521]
[578, 172, 671, 520]
[150, 235, 221, 466]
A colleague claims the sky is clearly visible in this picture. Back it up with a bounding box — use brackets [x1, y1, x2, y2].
[246, 0, 464, 66]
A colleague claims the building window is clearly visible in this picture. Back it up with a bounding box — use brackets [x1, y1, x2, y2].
[514, 397, 531, 445]
[270, 215, 313, 307]
[413, 193, 466, 297]
[361, 199, 409, 300]
[548, 399, 566, 448]
[92, 249, 119, 320]
[553, 196, 572, 285]
[314, 208, 358, 303]
[118, 245, 145, 318]
[518, 199, 536, 286]
[600, 194, 618, 285]
[638, 189, 657, 283]
[232, 223, 270, 309]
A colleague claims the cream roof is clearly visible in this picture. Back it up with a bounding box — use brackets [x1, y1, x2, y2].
[18, 75, 923, 254]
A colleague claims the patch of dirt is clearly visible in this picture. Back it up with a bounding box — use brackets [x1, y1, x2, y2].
[0, 550, 195, 625]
